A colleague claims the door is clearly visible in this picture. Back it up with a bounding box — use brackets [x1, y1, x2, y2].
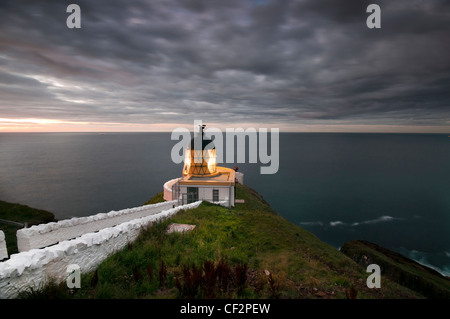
[187, 187, 199, 204]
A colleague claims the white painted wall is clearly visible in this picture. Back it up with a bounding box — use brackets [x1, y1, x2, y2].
[164, 178, 180, 193]
[16, 200, 177, 252]
[163, 178, 181, 201]
[179, 184, 234, 207]
[0, 201, 201, 299]
[0, 231, 8, 261]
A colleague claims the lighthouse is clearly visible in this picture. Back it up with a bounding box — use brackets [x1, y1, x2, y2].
[163, 125, 239, 208]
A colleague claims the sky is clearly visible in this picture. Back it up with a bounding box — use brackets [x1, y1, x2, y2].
[0, 0, 449, 132]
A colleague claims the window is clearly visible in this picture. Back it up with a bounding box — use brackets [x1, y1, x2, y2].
[213, 189, 219, 202]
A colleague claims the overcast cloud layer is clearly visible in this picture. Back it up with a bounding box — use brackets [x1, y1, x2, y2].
[0, 0, 449, 131]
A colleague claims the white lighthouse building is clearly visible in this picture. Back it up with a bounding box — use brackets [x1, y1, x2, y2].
[163, 125, 242, 208]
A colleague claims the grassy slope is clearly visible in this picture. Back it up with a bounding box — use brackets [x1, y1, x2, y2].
[38, 183, 421, 299]
[0, 201, 56, 255]
[341, 240, 450, 299]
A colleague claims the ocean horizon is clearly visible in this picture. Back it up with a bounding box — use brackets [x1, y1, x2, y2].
[1, 132, 449, 276]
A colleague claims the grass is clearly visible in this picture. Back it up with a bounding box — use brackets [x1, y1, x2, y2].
[0, 200, 56, 255]
[18, 183, 426, 299]
[143, 192, 165, 205]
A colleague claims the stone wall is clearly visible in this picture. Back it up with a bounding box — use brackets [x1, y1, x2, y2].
[16, 200, 177, 252]
[0, 231, 8, 261]
[0, 201, 201, 299]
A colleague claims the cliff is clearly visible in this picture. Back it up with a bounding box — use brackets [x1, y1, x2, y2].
[0, 200, 55, 255]
[340, 240, 450, 299]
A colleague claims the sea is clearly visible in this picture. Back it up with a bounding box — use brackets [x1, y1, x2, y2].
[0, 132, 449, 276]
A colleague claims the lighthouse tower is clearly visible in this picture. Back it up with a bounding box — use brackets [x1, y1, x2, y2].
[163, 125, 238, 207]
[183, 124, 217, 177]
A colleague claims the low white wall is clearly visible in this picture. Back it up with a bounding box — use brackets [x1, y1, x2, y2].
[0, 231, 8, 261]
[163, 178, 181, 201]
[17, 200, 177, 252]
[0, 201, 202, 299]
[235, 172, 244, 184]
[164, 178, 180, 193]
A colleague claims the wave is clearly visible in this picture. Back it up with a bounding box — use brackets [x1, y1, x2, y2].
[330, 215, 398, 227]
[300, 215, 399, 228]
[351, 215, 396, 226]
[329, 221, 346, 227]
[397, 247, 450, 277]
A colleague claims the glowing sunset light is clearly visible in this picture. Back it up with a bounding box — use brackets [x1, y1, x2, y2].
[0, 118, 197, 133]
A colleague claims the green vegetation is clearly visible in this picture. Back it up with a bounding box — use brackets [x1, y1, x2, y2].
[0, 200, 55, 255]
[18, 184, 426, 299]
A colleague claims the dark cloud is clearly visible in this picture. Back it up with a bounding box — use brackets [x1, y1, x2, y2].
[294, 0, 375, 23]
[0, 0, 449, 130]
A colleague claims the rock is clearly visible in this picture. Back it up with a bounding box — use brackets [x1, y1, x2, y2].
[166, 223, 196, 234]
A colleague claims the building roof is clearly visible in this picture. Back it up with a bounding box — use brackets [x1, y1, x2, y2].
[179, 166, 235, 186]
